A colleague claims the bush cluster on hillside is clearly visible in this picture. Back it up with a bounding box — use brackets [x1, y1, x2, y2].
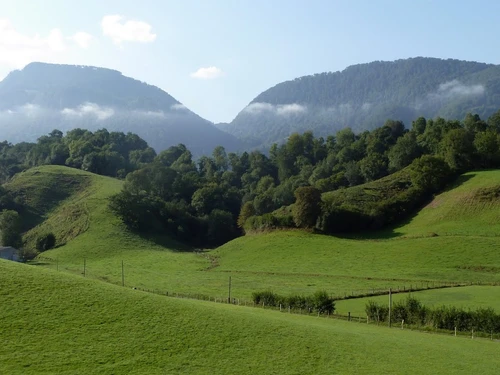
[366, 297, 500, 333]
[252, 290, 335, 315]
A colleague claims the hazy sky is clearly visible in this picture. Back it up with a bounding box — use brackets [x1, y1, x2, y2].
[1, 0, 500, 123]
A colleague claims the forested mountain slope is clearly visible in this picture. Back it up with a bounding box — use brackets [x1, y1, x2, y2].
[0, 62, 242, 156]
[222, 57, 500, 148]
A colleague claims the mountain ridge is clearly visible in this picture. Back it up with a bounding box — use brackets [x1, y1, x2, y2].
[0, 62, 243, 156]
[221, 57, 500, 148]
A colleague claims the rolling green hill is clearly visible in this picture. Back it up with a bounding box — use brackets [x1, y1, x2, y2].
[14, 166, 499, 304]
[215, 170, 500, 296]
[2, 259, 500, 375]
[393, 170, 500, 237]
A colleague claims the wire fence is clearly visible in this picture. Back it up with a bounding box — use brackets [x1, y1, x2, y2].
[34, 255, 488, 299]
[31, 255, 500, 342]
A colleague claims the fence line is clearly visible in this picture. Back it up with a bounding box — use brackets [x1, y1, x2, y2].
[33, 256, 497, 301]
[31, 256, 500, 341]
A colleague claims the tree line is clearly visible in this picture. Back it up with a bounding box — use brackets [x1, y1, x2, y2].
[110, 110, 500, 246]
[2, 109, 500, 250]
[0, 128, 156, 184]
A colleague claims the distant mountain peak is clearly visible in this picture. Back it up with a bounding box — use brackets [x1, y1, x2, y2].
[221, 57, 500, 148]
[0, 62, 242, 155]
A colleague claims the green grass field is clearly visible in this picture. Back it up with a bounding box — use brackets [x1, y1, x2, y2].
[335, 285, 500, 316]
[3, 166, 500, 373]
[2, 259, 500, 375]
[392, 170, 500, 237]
[5, 166, 498, 302]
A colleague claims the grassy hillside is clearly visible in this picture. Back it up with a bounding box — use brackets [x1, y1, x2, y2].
[393, 170, 500, 237]
[17, 167, 394, 298]
[5, 166, 105, 248]
[215, 231, 500, 288]
[216, 170, 500, 298]
[10, 166, 500, 303]
[2, 259, 500, 375]
[6, 166, 216, 294]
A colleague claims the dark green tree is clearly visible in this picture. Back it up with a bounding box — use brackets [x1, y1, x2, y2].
[292, 186, 322, 228]
[0, 210, 22, 248]
[237, 201, 256, 228]
[388, 132, 422, 171]
[409, 155, 452, 193]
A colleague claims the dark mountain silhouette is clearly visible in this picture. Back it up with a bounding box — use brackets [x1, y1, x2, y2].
[0, 62, 242, 156]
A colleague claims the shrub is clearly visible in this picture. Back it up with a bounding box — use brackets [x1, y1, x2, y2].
[286, 294, 311, 310]
[311, 290, 335, 315]
[252, 291, 279, 306]
[244, 213, 295, 232]
[36, 233, 56, 252]
[409, 155, 452, 193]
[252, 290, 335, 314]
[0, 209, 22, 248]
[237, 201, 255, 228]
[18, 247, 38, 262]
[365, 301, 389, 322]
[367, 297, 500, 333]
[292, 186, 322, 228]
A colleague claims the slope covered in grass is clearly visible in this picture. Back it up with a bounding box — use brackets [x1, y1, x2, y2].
[5, 165, 94, 237]
[1, 259, 500, 375]
[20, 167, 392, 299]
[215, 170, 500, 298]
[393, 170, 500, 237]
[15, 167, 500, 302]
[215, 231, 500, 287]
[9, 166, 212, 293]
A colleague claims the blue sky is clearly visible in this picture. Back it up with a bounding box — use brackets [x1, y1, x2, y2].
[1, 0, 500, 123]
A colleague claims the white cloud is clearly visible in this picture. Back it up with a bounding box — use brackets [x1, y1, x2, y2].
[133, 110, 166, 118]
[243, 102, 307, 116]
[190, 66, 224, 80]
[361, 102, 372, 111]
[61, 102, 114, 120]
[415, 80, 486, 110]
[0, 19, 65, 68]
[101, 15, 156, 45]
[243, 102, 274, 114]
[276, 103, 307, 115]
[68, 32, 93, 49]
[46, 29, 65, 51]
[171, 103, 187, 111]
[19, 104, 44, 117]
[435, 80, 485, 97]
[0, 19, 93, 69]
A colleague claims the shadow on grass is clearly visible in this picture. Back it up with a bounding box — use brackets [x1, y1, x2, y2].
[135, 231, 197, 253]
[29, 261, 52, 266]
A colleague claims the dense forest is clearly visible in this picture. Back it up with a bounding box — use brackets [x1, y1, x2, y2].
[2, 109, 500, 250]
[222, 58, 500, 149]
[110, 109, 500, 247]
[0, 128, 156, 183]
